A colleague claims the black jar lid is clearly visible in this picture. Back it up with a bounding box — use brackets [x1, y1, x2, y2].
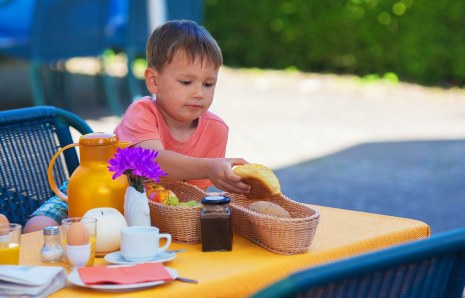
[201, 195, 231, 205]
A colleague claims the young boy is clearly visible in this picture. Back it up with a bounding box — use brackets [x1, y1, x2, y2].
[24, 20, 250, 233]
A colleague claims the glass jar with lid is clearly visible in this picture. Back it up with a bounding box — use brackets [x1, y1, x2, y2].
[40, 226, 64, 262]
[200, 195, 233, 252]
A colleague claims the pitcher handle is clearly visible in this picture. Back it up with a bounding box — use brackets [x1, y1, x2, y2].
[116, 141, 131, 149]
[47, 143, 78, 202]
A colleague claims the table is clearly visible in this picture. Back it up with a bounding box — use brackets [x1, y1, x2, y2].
[19, 205, 430, 297]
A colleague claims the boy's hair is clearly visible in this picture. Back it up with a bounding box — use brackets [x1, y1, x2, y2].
[146, 19, 223, 71]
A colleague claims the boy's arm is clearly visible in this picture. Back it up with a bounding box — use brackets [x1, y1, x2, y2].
[136, 140, 250, 194]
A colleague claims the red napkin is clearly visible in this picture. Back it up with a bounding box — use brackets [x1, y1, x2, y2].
[77, 263, 174, 285]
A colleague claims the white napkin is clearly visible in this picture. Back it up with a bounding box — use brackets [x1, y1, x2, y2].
[0, 265, 66, 297]
[124, 186, 151, 226]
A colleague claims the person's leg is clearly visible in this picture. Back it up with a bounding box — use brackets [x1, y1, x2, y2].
[23, 215, 59, 233]
[23, 181, 69, 233]
[23, 196, 68, 233]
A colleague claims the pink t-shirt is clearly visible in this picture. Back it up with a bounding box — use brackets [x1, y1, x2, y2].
[114, 97, 229, 189]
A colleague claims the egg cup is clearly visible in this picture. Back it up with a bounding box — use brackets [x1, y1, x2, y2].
[66, 243, 91, 268]
[61, 217, 97, 266]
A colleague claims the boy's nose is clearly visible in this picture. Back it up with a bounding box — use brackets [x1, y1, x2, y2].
[192, 86, 203, 99]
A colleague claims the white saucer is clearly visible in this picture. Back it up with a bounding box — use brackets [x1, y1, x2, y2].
[67, 266, 178, 292]
[104, 251, 176, 265]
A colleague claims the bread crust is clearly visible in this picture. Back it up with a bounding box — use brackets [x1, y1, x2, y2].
[248, 201, 291, 218]
[233, 163, 281, 200]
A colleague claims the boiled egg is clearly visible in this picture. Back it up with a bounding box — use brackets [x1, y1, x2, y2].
[0, 213, 8, 225]
[67, 222, 89, 246]
[0, 213, 9, 236]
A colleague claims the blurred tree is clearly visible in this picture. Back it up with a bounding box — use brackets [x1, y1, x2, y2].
[205, 0, 465, 87]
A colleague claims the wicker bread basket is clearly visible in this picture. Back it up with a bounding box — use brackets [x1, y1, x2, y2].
[147, 179, 205, 244]
[227, 193, 320, 255]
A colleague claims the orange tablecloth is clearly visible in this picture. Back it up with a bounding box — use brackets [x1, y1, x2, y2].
[19, 205, 430, 297]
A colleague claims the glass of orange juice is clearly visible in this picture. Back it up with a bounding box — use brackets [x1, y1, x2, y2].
[61, 217, 96, 267]
[0, 223, 21, 265]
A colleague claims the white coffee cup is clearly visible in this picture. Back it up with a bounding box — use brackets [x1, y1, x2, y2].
[120, 226, 171, 262]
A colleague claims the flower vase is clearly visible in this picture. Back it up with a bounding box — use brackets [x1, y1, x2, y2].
[123, 186, 151, 226]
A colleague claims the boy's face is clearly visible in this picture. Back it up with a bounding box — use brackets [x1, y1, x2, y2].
[145, 49, 219, 125]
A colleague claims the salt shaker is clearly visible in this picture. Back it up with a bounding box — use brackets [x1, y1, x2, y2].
[201, 195, 233, 252]
[41, 226, 64, 262]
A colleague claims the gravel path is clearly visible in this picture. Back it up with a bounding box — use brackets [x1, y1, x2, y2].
[79, 67, 465, 234]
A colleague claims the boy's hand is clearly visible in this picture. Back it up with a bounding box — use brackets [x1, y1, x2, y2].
[207, 158, 251, 194]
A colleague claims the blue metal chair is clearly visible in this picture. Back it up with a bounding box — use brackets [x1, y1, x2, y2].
[32, 0, 125, 115]
[1, 0, 205, 111]
[0, 0, 124, 115]
[251, 227, 465, 298]
[0, 106, 93, 226]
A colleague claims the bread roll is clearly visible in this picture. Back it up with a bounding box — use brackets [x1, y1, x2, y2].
[233, 163, 281, 200]
[249, 201, 291, 218]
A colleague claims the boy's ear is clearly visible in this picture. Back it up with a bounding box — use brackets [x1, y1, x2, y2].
[145, 68, 159, 93]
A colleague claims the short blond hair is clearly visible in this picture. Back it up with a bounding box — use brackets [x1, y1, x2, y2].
[146, 20, 223, 71]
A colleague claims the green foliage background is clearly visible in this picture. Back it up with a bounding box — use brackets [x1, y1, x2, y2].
[204, 0, 465, 87]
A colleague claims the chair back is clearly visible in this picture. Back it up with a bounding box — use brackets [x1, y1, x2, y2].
[167, 0, 204, 25]
[0, 0, 35, 57]
[0, 106, 93, 226]
[252, 227, 465, 298]
[31, 0, 110, 62]
[0, 0, 124, 115]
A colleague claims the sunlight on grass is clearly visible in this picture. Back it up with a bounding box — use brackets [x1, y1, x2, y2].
[65, 54, 127, 77]
[65, 53, 146, 80]
[359, 72, 399, 85]
[62, 56, 465, 97]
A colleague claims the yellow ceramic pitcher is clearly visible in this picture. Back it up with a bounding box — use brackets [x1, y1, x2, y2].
[48, 133, 129, 217]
